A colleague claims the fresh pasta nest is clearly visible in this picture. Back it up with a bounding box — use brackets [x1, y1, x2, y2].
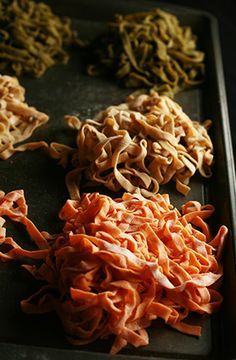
[0, 190, 227, 354]
[0, 74, 48, 159]
[88, 8, 205, 96]
[0, 0, 77, 77]
[50, 90, 213, 199]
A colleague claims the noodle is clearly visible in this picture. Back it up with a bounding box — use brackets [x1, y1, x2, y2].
[0, 190, 227, 354]
[0, 74, 48, 159]
[87, 8, 205, 96]
[0, 0, 78, 77]
[50, 91, 213, 198]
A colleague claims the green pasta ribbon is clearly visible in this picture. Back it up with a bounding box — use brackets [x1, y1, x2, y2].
[0, 0, 78, 77]
[88, 8, 205, 96]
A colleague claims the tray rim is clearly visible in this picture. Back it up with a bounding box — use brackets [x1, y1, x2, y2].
[208, 15, 236, 262]
[0, 1, 236, 359]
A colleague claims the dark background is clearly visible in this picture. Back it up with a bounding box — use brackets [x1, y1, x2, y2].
[164, 0, 236, 164]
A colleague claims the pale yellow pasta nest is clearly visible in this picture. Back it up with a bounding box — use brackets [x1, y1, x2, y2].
[0, 74, 48, 160]
[51, 91, 213, 198]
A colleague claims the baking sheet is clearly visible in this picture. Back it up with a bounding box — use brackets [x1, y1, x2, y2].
[0, 1, 235, 359]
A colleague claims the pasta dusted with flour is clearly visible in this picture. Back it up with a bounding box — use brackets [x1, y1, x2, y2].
[0, 75, 48, 159]
[50, 91, 213, 198]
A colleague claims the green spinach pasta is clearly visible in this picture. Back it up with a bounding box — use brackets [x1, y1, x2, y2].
[88, 8, 205, 96]
[0, 0, 77, 77]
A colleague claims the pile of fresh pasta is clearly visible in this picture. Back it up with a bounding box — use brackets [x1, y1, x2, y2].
[0, 0, 229, 356]
[0, 0, 78, 77]
[88, 8, 205, 96]
[0, 75, 48, 159]
[49, 90, 213, 198]
[0, 190, 228, 354]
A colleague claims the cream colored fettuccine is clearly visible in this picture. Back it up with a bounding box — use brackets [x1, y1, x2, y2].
[50, 91, 213, 199]
[0, 74, 48, 160]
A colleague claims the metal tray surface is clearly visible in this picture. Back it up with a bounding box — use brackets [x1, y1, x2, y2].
[0, 1, 235, 360]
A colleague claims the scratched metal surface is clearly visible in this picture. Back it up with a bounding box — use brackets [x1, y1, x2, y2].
[0, 1, 235, 359]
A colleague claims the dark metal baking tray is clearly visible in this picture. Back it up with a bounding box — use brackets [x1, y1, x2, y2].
[0, 0, 235, 359]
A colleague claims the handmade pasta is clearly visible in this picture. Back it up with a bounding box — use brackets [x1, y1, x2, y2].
[50, 91, 213, 198]
[0, 0, 78, 77]
[0, 74, 48, 159]
[88, 8, 205, 96]
[0, 190, 227, 354]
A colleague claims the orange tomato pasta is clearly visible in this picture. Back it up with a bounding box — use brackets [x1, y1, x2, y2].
[0, 190, 227, 354]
